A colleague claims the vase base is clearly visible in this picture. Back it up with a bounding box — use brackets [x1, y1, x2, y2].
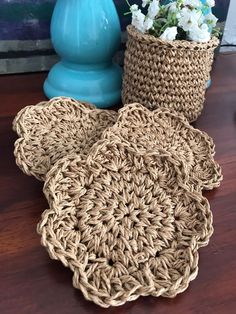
[206, 79, 211, 89]
[44, 61, 122, 108]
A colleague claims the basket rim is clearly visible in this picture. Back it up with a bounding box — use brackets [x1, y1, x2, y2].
[127, 25, 219, 50]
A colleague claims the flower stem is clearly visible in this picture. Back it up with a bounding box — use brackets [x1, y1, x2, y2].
[125, 0, 131, 8]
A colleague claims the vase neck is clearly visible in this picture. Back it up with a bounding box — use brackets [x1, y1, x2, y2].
[62, 60, 112, 71]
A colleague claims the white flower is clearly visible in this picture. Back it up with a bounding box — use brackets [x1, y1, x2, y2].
[178, 7, 203, 32]
[183, 0, 202, 8]
[205, 12, 218, 27]
[143, 17, 154, 31]
[142, 0, 150, 8]
[130, 4, 139, 12]
[166, 2, 177, 13]
[148, 0, 160, 19]
[188, 23, 211, 42]
[160, 26, 178, 41]
[206, 0, 215, 7]
[132, 9, 146, 33]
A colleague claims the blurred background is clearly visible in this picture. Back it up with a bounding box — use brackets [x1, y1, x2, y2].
[0, 0, 232, 74]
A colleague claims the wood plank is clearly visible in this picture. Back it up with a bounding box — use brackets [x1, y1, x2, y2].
[0, 53, 236, 314]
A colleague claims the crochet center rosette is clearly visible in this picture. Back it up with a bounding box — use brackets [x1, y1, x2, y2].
[38, 139, 213, 308]
[13, 97, 117, 181]
[103, 104, 222, 191]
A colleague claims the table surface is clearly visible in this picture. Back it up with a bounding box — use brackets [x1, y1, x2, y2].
[1, 53, 236, 314]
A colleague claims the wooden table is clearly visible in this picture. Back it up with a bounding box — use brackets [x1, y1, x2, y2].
[1, 53, 236, 314]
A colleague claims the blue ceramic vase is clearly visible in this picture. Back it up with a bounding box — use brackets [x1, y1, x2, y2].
[44, 0, 122, 108]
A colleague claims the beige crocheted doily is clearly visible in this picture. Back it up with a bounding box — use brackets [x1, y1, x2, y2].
[103, 103, 222, 190]
[13, 97, 117, 181]
[38, 139, 213, 308]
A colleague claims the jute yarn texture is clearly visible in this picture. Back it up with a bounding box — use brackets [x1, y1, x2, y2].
[38, 139, 213, 308]
[13, 97, 117, 181]
[103, 103, 222, 191]
[122, 26, 219, 122]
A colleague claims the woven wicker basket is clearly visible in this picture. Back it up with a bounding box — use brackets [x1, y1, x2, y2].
[122, 26, 219, 122]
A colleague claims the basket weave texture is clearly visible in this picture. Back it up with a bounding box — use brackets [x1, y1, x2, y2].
[13, 97, 117, 181]
[122, 26, 219, 122]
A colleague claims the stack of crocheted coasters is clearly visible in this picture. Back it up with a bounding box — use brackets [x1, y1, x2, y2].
[13, 98, 223, 308]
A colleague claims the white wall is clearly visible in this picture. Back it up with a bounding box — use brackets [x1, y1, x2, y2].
[221, 0, 236, 50]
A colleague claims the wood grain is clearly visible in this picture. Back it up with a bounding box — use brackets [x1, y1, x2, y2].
[1, 53, 236, 314]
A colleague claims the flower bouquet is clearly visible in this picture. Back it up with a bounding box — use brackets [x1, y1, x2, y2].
[122, 0, 220, 122]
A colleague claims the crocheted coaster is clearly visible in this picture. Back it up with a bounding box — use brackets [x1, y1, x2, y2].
[38, 139, 213, 308]
[13, 97, 117, 181]
[103, 103, 222, 190]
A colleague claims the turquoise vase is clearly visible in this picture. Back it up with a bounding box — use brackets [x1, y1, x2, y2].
[44, 0, 122, 108]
